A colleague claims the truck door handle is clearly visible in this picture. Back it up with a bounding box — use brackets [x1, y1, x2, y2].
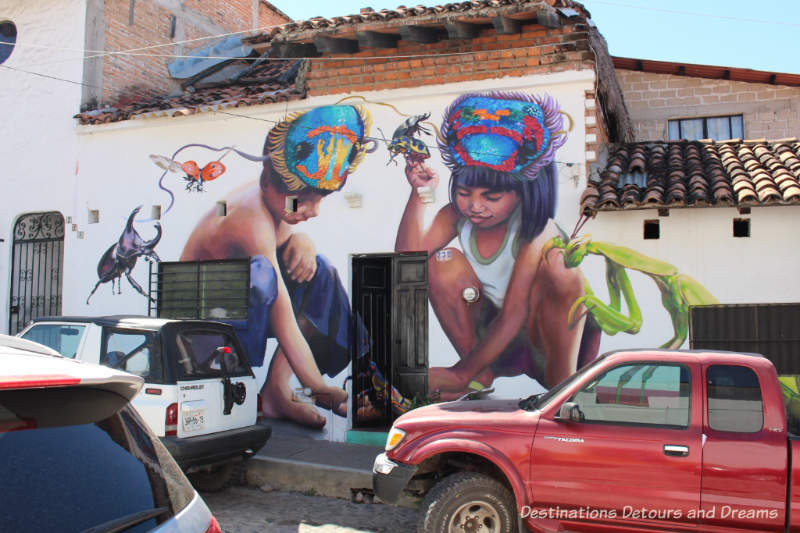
[663, 444, 689, 457]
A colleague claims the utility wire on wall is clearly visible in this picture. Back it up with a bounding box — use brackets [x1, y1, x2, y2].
[0, 62, 582, 170]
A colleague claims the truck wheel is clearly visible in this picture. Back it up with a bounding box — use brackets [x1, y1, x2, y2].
[418, 472, 517, 533]
[188, 461, 241, 493]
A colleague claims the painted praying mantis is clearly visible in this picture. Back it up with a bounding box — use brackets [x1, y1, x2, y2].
[543, 228, 718, 349]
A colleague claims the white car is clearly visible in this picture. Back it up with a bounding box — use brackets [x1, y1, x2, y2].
[18, 315, 271, 492]
[0, 334, 222, 532]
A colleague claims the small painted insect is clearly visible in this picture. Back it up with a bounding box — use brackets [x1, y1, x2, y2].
[384, 113, 432, 165]
[149, 154, 226, 193]
[180, 160, 226, 192]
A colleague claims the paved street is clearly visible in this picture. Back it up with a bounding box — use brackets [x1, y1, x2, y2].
[203, 486, 419, 533]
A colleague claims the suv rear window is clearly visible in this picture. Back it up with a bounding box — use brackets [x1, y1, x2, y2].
[0, 388, 194, 532]
[20, 324, 85, 358]
[173, 330, 249, 379]
[101, 329, 165, 382]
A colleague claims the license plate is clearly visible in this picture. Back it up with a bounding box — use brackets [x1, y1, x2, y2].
[182, 409, 205, 432]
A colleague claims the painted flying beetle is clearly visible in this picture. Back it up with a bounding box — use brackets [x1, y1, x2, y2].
[382, 113, 432, 165]
[86, 206, 161, 304]
[543, 233, 718, 349]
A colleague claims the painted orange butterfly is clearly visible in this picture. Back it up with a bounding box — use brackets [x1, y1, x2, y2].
[181, 160, 226, 192]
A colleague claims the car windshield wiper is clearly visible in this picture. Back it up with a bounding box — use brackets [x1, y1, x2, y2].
[79, 506, 170, 533]
[518, 393, 544, 411]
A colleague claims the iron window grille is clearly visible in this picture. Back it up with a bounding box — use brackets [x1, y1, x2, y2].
[150, 259, 249, 320]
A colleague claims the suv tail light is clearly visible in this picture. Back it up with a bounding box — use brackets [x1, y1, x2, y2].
[256, 393, 263, 422]
[165, 403, 178, 436]
[205, 516, 222, 533]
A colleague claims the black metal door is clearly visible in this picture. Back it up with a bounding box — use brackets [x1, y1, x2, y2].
[352, 253, 429, 429]
[352, 255, 392, 428]
[392, 253, 429, 405]
[9, 212, 65, 334]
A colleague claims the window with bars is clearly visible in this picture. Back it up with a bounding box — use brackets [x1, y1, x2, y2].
[668, 115, 744, 141]
[155, 259, 249, 320]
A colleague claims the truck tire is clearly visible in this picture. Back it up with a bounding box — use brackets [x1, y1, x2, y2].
[418, 472, 517, 533]
[187, 461, 242, 493]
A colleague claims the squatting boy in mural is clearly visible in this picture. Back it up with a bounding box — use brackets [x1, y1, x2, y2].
[181, 105, 371, 428]
[395, 92, 601, 399]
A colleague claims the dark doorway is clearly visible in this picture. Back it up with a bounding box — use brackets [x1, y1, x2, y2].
[9, 212, 65, 334]
[352, 253, 428, 429]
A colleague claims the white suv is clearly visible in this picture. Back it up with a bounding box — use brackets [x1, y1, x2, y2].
[18, 315, 270, 492]
[0, 334, 223, 532]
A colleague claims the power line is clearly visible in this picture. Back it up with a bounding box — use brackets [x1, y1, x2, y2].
[1, 40, 553, 65]
[0, 63, 578, 168]
[4, 0, 798, 70]
[588, 0, 800, 27]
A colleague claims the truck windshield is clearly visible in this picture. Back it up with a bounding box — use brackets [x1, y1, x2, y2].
[521, 356, 608, 410]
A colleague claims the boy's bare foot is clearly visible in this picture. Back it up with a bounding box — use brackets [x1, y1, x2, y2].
[261, 376, 326, 429]
[312, 386, 348, 417]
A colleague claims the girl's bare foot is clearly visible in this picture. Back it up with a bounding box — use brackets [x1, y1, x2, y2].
[429, 366, 471, 393]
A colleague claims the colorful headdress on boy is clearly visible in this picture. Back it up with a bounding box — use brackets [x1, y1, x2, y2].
[439, 92, 567, 181]
[267, 105, 372, 191]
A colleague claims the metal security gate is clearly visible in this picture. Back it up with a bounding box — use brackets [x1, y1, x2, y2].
[9, 212, 65, 334]
[690, 303, 800, 374]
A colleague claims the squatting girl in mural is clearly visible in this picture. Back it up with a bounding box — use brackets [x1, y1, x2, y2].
[181, 105, 371, 428]
[395, 92, 601, 399]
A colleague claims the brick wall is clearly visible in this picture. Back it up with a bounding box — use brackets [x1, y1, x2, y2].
[304, 22, 594, 95]
[616, 69, 800, 141]
[97, 0, 290, 106]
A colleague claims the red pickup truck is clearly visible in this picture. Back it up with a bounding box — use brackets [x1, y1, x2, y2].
[373, 349, 800, 533]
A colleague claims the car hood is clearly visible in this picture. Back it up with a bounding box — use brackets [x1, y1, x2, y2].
[394, 398, 538, 434]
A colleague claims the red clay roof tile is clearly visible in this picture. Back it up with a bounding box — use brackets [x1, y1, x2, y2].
[583, 139, 800, 215]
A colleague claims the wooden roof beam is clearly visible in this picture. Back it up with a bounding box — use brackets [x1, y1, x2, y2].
[355, 30, 401, 49]
[445, 20, 480, 40]
[313, 35, 359, 54]
[270, 41, 320, 58]
[492, 16, 521, 35]
[398, 25, 441, 44]
[537, 7, 561, 28]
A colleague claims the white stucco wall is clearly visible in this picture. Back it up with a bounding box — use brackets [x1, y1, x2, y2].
[0, 0, 87, 332]
[580, 205, 800, 355]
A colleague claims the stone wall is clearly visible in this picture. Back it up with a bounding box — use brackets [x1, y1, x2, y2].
[616, 69, 800, 141]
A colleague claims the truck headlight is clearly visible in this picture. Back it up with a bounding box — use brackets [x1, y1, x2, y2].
[385, 427, 406, 451]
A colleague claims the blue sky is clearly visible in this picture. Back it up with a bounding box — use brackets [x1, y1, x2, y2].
[274, 0, 799, 75]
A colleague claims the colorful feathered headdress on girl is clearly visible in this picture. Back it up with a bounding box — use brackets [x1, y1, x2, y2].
[439, 92, 568, 182]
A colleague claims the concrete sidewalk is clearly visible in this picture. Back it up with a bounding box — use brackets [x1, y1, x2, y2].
[245, 425, 419, 506]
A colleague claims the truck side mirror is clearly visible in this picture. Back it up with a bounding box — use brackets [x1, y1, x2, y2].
[556, 402, 584, 423]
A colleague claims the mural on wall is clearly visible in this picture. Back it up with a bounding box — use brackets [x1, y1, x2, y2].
[380, 112, 433, 166]
[86, 205, 161, 304]
[150, 144, 279, 213]
[178, 104, 373, 430]
[394, 91, 601, 401]
[544, 227, 718, 349]
[85, 92, 720, 434]
[392, 91, 718, 402]
[151, 152, 228, 193]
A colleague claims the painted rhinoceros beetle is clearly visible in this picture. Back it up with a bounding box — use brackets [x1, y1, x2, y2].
[86, 206, 161, 304]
